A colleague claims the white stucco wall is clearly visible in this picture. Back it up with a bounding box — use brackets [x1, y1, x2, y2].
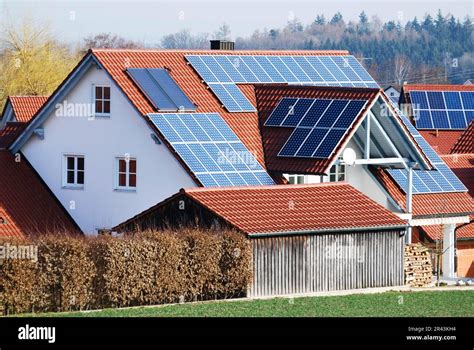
[343, 139, 401, 213]
[21, 65, 196, 234]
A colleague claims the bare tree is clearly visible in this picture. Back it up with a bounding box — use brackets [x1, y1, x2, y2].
[392, 55, 412, 85]
[214, 23, 231, 40]
[82, 33, 144, 52]
[160, 30, 209, 49]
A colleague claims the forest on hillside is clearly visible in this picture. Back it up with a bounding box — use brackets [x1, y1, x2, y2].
[163, 10, 474, 86]
[0, 10, 472, 108]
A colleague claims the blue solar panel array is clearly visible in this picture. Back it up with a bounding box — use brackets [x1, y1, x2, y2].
[148, 113, 275, 187]
[186, 55, 378, 112]
[409, 90, 474, 129]
[384, 94, 467, 194]
[127, 68, 196, 111]
[264, 98, 367, 159]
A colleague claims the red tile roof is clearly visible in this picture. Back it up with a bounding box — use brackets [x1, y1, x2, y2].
[450, 120, 473, 154]
[0, 122, 27, 149]
[374, 167, 474, 217]
[8, 96, 49, 123]
[402, 84, 474, 92]
[91, 49, 349, 167]
[419, 130, 464, 155]
[254, 85, 380, 174]
[441, 154, 474, 196]
[177, 183, 405, 234]
[0, 150, 80, 238]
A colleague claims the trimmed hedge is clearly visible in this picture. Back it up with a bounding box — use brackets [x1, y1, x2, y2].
[0, 230, 252, 315]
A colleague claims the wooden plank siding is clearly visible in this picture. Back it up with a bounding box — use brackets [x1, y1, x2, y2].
[248, 230, 404, 297]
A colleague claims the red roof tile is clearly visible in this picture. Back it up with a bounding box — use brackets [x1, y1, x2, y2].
[374, 167, 474, 217]
[402, 84, 474, 92]
[254, 85, 380, 174]
[8, 96, 49, 123]
[0, 150, 80, 238]
[0, 122, 27, 149]
[180, 183, 406, 234]
[91, 49, 350, 167]
[419, 130, 464, 155]
[450, 120, 473, 154]
[441, 154, 474, 196]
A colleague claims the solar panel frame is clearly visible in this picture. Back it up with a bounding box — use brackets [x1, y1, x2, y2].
[148, 113, 275, 187]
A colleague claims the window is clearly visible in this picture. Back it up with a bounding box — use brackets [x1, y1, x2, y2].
[64, 155, 84, 187]
[286, 174, 306, 184]
[94, 85, 110, 115]
[328, 163, 346, 182]
[117, 158, 136, 189]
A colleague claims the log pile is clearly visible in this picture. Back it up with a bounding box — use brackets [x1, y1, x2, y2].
[404, 243, 432, 287]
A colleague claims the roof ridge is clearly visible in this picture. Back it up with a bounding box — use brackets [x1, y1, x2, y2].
[91, 48, 350, 54]
[183, 181, 349, 193]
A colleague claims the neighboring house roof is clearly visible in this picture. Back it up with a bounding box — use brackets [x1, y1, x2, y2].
[374, 167, 474, 217]
[254, 85, 379, 174]
[450, 120, 473, 154]
[0, 122, 27, 149]
[115, 183, 406, 235]
[254, 84, 431, 174]
[0, 150, 81, 238]
[4, 96, 49, 123]
[419, 130, 464, 155]
[441, 154, 474, 196]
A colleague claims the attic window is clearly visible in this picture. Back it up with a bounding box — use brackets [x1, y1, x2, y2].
[94, 85, 110, 116]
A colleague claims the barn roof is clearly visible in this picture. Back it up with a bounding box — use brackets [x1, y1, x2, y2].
[115, 182, 406, 235]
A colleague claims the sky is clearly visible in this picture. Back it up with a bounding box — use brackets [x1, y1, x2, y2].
[1, 0, 473, 45]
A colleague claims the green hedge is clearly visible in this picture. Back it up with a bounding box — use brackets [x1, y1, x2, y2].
[0, 230, 252, 315]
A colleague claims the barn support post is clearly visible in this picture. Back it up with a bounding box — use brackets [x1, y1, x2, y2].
[442, 223, 456, 278]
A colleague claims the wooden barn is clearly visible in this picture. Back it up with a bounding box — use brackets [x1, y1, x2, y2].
[114, 183, 407, 297]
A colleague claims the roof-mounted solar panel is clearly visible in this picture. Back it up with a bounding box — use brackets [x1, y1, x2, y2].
[264, 97, 367, 159]
[148, 113, 274, 187]
[127, 68, 196, 112]
[185, 54, 379, 113]
[409, 90, 474, 130]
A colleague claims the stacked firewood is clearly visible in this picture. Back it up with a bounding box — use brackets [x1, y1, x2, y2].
[404, 243, 432, 287]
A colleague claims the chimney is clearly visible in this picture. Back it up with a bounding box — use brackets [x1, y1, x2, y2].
[210, 40, 234, 51]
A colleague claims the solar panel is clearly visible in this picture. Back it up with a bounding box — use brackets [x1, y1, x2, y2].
[382, 91, 467, 194]
[268, 98, 367, 159]
[207, 83, 256, 112]
[127, 68, 196, 111]
[186, 54, 378, 112]
[148, 113, 275, 187]
[409, 90, 474, 129]
[146, 69, 196, 111]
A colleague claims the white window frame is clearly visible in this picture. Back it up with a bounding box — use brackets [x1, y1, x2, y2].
[328, 163, 346, 182]
[92, 84, 111, 117]
[62, 155, 85, 189]
[115, 157, 137, 191]
[285, 174, 307, 184]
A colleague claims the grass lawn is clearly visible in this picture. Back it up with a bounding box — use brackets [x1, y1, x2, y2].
[18, 290, 474, 317]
